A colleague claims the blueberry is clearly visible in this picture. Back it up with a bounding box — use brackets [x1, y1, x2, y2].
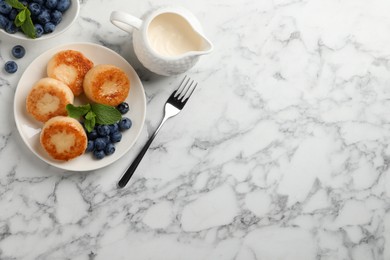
[44, 22, 55, 33]
[86, 140, 94, 152]
[4, 61, 17, 74]
[0, 14, 9, 29]
[87, 129, 98, 140]
[8, 9, 18, 20]
[110, 131, 122, 143]
[5, 21, 17, 34]
[93, 149, 105, 160]
[108, 123, 119, 134]
[12, 45, 26, 59]
[118, 117, 132, 131]
[94, 137, 106, 151]
[37, 9, 50, 24]
[51, 9, 61, 25]
[96, 125, 110, 136]
[116, 102, 129, 114]
[32, 0, 44, 5]
[34, 23, 44, 37]
[0, 2, 12, 15]
[104, 143, 115, 155]
[28, 2, 42, 16]
[56, 0, 70, 12]
[45, 0, 57, 9]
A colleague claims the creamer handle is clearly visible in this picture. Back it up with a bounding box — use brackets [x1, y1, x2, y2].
[110, 11, 143, 33]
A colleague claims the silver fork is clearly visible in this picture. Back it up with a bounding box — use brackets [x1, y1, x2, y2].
[118, 75, 198, 188]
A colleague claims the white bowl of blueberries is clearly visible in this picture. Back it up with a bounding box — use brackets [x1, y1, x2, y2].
[0, 0, 79, 40]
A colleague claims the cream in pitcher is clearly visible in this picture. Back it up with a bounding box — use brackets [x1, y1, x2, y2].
[110, 6, 213, 76]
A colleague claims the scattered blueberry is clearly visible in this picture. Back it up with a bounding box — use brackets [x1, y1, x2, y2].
[56, 0, 71, 12]
[94, 137, 106, 151]
[86, 140, 94, 152]
[0, 14, 8, 29]
[116, 102, 129, 114]
[0, 2, 12, 15]
[4, 61, 17, 74]
[104, 143, 115, 155]
[110, 131, 122, 143]
[93, 149, 105, 160]
[12, 45, 25, 59]
[96, 125, 110, 137]
[119, 117, 132, 130]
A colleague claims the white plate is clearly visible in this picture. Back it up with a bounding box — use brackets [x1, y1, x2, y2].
[13, 42, 146, 171]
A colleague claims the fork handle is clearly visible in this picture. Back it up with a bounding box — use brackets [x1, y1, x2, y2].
[117, 115, 168, 188]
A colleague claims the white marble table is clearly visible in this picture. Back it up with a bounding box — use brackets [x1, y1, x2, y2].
[1, 0, 390, 259]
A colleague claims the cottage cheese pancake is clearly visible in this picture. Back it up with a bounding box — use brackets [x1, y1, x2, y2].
[47, 50, 94, 96]
[83, 64, 130, 106]
[40, 116, 87, 161]
[26, 77, 74, 122]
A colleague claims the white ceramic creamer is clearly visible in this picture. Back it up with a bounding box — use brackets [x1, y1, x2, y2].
[110, 6, 213, 76]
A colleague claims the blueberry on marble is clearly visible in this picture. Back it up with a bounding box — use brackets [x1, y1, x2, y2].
[0, 14, 8, 29]
[34, 24, 44, 37]
[93, 149, 105, 160]
[4, 61, 18, 74]
[116, 102, 129, 114]
[12, 45, 26, 59]
[118, 117, 132, 131]
[104, 143, 115, 155]
[0, 2, 12, 15]
[44, 22, 55, 33]
[56, 0, 70, 12]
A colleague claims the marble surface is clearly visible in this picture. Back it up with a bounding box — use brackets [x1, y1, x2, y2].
[1, 0, 390, 259]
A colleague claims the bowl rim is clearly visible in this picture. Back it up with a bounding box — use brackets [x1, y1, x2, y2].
[0, 0, 80, 41]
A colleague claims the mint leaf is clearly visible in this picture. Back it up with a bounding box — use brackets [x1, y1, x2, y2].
[15, 9, 26, 27]
[91, 103, 122, 125]
[5, 0, 25, 9]
[20, 9, 36, 39]
[84, 111, 96, 132]
[66, 104, 91, 119]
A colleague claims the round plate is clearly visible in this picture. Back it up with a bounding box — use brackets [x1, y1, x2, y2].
[13, 42, 146, 171]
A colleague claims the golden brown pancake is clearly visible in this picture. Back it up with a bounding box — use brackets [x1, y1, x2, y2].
[26, 77, 74, 122]
[47, 50, 94, 96]
[40, 116, 87, 161]
[83, 64, 130, 106]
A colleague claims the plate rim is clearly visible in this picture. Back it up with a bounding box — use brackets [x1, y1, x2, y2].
[13, 42, 146, 171]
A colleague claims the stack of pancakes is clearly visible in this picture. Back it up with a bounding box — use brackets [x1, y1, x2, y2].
[25, 50, 131, 161]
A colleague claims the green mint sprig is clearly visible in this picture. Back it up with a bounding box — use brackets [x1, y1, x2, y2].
[66, 103, 122, 132]
[5, 0, 36, 39]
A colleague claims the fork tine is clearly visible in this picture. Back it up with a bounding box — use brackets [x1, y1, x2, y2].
[181, 81, 197, 102]
[175, 75, 190, 98]
[178, 78, 195, 101]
